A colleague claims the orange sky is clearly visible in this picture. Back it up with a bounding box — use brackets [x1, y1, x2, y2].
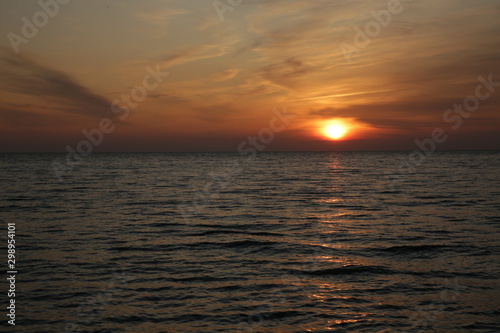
[0, 0, 499, 152]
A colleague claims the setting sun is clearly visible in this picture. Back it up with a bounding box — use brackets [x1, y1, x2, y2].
[322, 120, 350, 140]
[325, 124, 347, 139]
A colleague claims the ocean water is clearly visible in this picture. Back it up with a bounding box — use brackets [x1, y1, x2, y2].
[0, 151, 499, 333]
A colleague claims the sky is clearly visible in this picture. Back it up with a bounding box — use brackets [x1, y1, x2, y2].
[0, 0, 499, 152]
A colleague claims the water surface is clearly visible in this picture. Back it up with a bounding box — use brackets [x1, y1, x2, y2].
[1, 151, 499, 332]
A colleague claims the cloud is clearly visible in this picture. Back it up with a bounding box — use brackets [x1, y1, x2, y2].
[233, 38, 265, 57]
[308, 93, 500, 132]
[155, 43, 229, 70]
[0, 48, 115, 119]
[258, 57, 316, 90]
[212, 68, 240, 81]
[117, 1, 188, 36]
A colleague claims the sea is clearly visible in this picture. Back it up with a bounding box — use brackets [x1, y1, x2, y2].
[0, 151, 499, 332]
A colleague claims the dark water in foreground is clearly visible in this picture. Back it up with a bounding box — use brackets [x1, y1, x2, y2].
[1, 152, 499, 332]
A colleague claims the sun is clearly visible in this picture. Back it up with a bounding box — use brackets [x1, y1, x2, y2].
[323, 122, 348, 140]
[325, 124, 346, 139]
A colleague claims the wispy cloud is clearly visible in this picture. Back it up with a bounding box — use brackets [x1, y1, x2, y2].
[212, 68, 240, 81]
[0, 48, 114, 119]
